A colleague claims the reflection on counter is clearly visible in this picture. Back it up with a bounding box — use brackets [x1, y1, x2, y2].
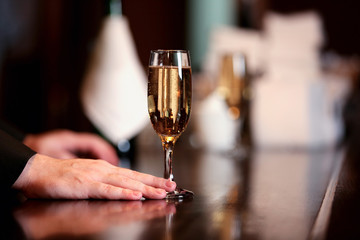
[13, 200, 176, 239]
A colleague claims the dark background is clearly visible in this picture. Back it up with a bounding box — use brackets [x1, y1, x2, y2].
[0, 0, 359, 135]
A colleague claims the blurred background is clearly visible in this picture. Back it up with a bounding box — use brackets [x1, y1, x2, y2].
[0, 0, 359, 152]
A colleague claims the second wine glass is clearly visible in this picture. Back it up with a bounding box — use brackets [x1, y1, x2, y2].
[217, 53, 252, 159]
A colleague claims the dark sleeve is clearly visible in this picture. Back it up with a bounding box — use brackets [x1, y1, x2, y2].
[0, 129, 36, 190]
[0, 119, 26, 141]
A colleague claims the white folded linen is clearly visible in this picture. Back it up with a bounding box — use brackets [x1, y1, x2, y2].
[81, 16, 148, 144]
[199, 11, 349, 148]
[264, 11, 324, 48]
[202, 26, 264, 78]
[252, 77, 345, 148]
[195, 91, 239, 151]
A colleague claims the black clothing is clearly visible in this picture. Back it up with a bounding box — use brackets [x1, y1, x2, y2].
[0, 121, 36, 190]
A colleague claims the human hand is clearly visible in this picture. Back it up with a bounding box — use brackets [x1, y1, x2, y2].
[23, 129, 119, 165]
[14, 200, 176, 239]
[12, 154, 176, 200]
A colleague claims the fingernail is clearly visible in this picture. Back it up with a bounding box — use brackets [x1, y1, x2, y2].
[166, 180, 175, 188]
[133, 191, 142, 199]
[157, 189, 166, 195]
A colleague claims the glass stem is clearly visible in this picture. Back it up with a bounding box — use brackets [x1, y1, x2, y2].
[163, 141, 175, 182]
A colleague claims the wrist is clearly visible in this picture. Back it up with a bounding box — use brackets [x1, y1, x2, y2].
[12, 154, 53, 195]
[23, 134, 37, 150]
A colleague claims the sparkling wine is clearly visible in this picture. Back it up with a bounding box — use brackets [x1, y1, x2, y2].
[218, 54, 248, 119]
[148, 66, 192, 143]
[147, 50, 194, 198]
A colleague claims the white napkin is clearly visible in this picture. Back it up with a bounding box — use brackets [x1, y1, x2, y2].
[252, 12, 348, 148]
[81, 16, 148, 144]
[202, 26, 264, 79]
[264, 11, 324, 48]
[252, 77, 346, 148]
[194, 92, 237, 151]
[199, 11, 349, 148]
[264, 11, 324, 83]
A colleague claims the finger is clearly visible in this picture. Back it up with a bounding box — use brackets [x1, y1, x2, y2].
[116, 168, 177, 192]
[85, 139, 119, 166]
[70, 133, 119, 165]
[55, 151, 77, 160]
[88, 182, 142, 200]
[103, 174, 167, 199]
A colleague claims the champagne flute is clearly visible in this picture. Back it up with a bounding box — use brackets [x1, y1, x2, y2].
[217, 53, 252, 158]
[147, 50, 194, 199]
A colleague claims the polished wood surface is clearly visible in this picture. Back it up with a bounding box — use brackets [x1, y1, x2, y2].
[325, 145, 360, 240]
[1, 124, 351, 240]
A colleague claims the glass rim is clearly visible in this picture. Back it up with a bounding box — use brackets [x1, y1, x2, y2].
[150, 49, 189, 54]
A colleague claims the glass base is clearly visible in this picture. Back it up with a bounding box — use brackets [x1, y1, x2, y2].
[165, 188, 194, 199]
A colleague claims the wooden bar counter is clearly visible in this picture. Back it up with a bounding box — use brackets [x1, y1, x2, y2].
[1, 122, 355, 240]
